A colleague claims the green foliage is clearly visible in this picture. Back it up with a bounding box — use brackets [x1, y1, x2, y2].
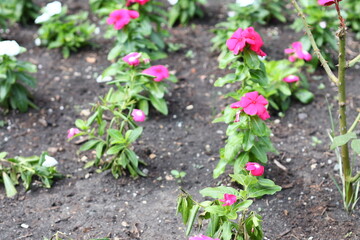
[0, 0, 39, 28]
[0, 52, 37, 112]
[0, 152, 62, 197]
[105, 1, 169, 60]
[73, 54, 177, 179]
[89, 0, 121, 16]
[171, 169, 187, 183]
[168, 0, 207, 27]
[36, 6, 95, 58]
[211, 0, 286, 58]
[177, 173, 281, 239]
[344, 0, 360, 39]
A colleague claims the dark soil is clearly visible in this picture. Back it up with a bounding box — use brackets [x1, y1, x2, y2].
[1, 0, 360, 239]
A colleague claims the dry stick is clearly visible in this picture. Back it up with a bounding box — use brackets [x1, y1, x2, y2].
[290, 0, 339, 86]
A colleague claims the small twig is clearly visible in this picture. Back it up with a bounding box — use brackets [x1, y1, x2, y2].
[290, 0, 339, 85]
[347, 54, 360, 68]
[274, 159, 288, 172]
[347, 112, 360, 133]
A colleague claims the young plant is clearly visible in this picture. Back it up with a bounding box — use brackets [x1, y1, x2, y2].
[177, 164, 281, 239]
[105, 0, 169, 60]
[0, 152, 62, 197]
[89, 0, 121, 17]
[35, 1, 95, 58]
[44, 231, 110, 240]
[0, 40, 37, 112]
[211, 0, 286, 59]
[212, 27, 276, 178]
[70, 52, 177, 178]
[167, 0, 207, 27]
[171, 169, 187, 183]
[0, 0, 39, 27]
[291, 0, 360, 211]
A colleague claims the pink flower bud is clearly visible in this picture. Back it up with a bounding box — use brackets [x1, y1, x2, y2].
[283, 75, 300, 83]
[189, 235, 220, 240]
[245, 162, 264, 176]
[131, 109, 146, 122]
[67, 128, 81, 139]
[122, 52, 141, 66]
[219, 193, 237, 206]
[318, 0, 342, 6]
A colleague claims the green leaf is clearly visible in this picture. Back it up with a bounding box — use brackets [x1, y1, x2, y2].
[138, 99, 149, 115]
[108, 129, 125, 143]
[230, 174, 258, 187]
[205, 205, 227, 216]
[235, 200, 253, 212]
[75, 119, 87, 130]
[234, 152, 249, 174]
[79, 140, 101, 152]
[219, 221, 233, 240]
[294, 89, 314, 104]
[351, 139, 360, 154]
[213, 158, 227, 179]
[330, 132, 357, 150]
[185, 205, 200, 236]
[126, 127, 143, 143]
[224, 133, 244, 161]
[200, 186, 238, 199]
[243, 49, 260, 69]
[149, 94, 168, 115]
[107, 145, 125, 155]
[107, 45, 123, 60]
[250, 144, 268, 163]
[2, 172, 17, 197]
[214, 73, 236, 87]
[247, 179, 282, 198]
[219, 51, 238, 69]
[250, 117, 268, 137]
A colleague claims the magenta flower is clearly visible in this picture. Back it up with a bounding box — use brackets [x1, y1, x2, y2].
[219, 193, 237, 206]
[284, 42, 312, 62]
[226, 27, 266, 56]
[142, 65, 169, 82]
[283, 75, 300, 83]
[126, 0, 150, 6]
[122, 52, 141, 66]
[131, 109, 146, 122]
[318, 0, 342, 6]
[238, 91, 268, 116]
[246, 162, 264, 176]
[106, 9, 139, 30]
[189, 235, 220, 240]
[67, 128, 81, 139]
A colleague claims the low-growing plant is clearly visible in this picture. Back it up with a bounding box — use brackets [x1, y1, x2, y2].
[35, 1, 95, 58]
[167, 0, 207, 27]
[89, 0, 120, 17]
[211, 0, 286, 58]
[0, 40, 37, 112]
[171, 169, 187, 183]
[0, 0, 39, 27]
[0, 152, 62, 197]
[177, 167, 281, 239]
[69, 52, 177, 178]
[291, 0, 360, 211]
[105, 0, 169, 60]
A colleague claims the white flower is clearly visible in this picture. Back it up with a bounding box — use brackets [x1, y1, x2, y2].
[0, 40, 21, 56]
[168, 0, 178, 5]
[319, 21, 327, 29]
[96, 75, 113, 83]
[236, 0, 255, 7]
[94, 27, 100, 35]
[227, 11, 236, 17]
[34, 38, 41, 46]
[35, 1, 62, 24]
[42, 155, 58, 167]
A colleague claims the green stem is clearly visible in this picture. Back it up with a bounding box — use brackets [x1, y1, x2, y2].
[351, 171, 360, 183]
[290, 0, 339, 85]
[347, 54, 360, 68]
[336, 2, 353, 209]
[347, 112, 360, 133]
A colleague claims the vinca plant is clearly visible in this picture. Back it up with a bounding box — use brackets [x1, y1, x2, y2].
[167, 0, 207, 27]
[0, 0, 39, 27]
[35, 1, 95, 58]
[69, 52, 177, 178]
[0, 152, 62, 197]
[105, 0, 169, 60]
[291, 0, 360, 211]
[0, 40, 37, 112]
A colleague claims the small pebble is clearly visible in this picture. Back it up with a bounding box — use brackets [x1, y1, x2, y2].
[20, 223, 29, 229]
[186, 105, 194, 110]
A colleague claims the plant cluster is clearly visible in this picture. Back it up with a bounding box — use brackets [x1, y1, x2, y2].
[0, 152, 62, 197]
[167, 0, 207, 27]
[0, 0, 39, 28]
[35, 1, 95, 58]
[0, 40, 37, 112]
[104, 0, 169, 61]
[70, 52, 177, 178]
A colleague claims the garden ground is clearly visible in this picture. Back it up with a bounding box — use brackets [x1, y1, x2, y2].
[1, 0, 360, 239]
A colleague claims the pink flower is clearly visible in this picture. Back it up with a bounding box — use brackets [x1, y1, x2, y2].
[226, 27, 266, 56]
[284, 42, 312, 62]
[106, 9, 139, 30]
[318, 0, 342, 6]
[219, 193, 237, 206]
[283, 75, 300, 83]
[122, 52, 141, 66]
[258, 109, 270, 120]
[131, 109, 146, 122]
[67, 128, 81, 139]
[142, 65, 169, 82]
[189, 235, 220, 240]
[246, 162, 264, 176]
[239, 91, 268, 115]
[126, 0, 150, 6]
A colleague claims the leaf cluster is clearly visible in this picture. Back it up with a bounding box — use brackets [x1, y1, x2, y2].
[0, 0, 39, 28]
[168, 0, 207, 27]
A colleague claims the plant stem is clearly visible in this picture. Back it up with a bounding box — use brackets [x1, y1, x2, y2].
[336, 1, 353, 209]
[290, 0, 339, 85]
[347, 54, 360, 68]
[351, 171, 360, 183]
[347, 112, 360, 133]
